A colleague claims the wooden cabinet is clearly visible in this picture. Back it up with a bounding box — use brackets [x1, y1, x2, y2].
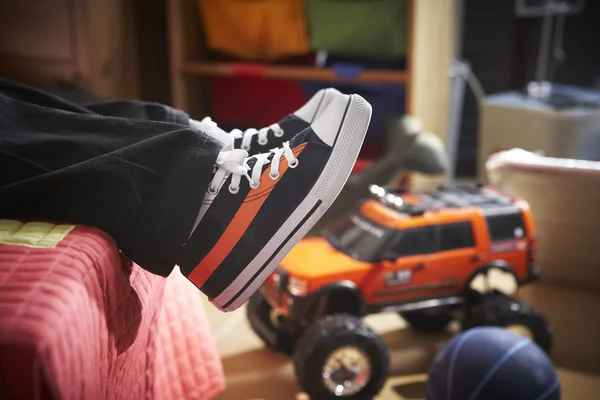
[0, 0, 140, 99]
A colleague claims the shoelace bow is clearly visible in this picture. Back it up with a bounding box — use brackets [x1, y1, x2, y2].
[199, 117, 284, 150]
[208, 142, 299, 195]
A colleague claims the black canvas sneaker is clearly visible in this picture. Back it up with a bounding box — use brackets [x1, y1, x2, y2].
[191, 88, 341, 155]
[179, 93, 371, 311]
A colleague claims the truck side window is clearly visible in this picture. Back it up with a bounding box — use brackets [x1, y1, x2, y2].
[437, 222, 475, 251]
[388, 228, 429, 257]
[485, 212, 526, 242]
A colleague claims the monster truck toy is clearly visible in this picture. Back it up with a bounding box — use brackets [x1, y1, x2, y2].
[247, 183, 552, 399]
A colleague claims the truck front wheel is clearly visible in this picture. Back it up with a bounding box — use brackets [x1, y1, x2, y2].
[293, 314, 389, 400]
[247, 292, 295, 354]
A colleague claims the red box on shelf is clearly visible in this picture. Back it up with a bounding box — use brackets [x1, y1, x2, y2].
[208, 76, 308, 129]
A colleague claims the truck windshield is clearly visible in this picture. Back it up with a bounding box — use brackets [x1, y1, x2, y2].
[324, 212, 395, 262]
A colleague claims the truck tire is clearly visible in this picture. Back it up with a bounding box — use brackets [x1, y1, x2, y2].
[293, 314, 389, 400]
[400, 308, 455, 332]
[247, 292, 295, 354]
[463, 290, 553, 354]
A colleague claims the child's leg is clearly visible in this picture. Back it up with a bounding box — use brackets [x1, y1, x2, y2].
[0, 79, 222, 277]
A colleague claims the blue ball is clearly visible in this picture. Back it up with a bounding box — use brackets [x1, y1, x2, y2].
[427, 327, 560, 400]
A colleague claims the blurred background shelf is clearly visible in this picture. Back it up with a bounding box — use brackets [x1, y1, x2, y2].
[166, 0, 415, 126]
[0, 0, 462, 179]
[181, 62, 409, 84]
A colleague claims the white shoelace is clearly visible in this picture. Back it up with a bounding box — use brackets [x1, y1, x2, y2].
[230, 123, 285, 151]
[197, 117, 284, 151]
[208, 142, 299, 195]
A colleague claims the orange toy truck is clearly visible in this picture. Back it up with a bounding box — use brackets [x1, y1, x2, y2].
[247, 183, 551, 400]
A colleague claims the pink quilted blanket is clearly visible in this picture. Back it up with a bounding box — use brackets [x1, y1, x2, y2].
[0, 221, 225, 400]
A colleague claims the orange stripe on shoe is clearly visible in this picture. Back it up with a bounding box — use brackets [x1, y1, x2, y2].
[187, 143, 307, 288]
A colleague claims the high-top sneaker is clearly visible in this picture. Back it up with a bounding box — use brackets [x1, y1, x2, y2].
[190, 88, 341, 155]
[179, 93, 371, 311]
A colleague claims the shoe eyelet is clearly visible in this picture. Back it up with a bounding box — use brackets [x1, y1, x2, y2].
[241, 145, 250, 151]
[229, 185, 239, 194]
[258, 137, 268, 145]
[288, 158, 299, 169]
[269, 171, 280, 180]
[250, 181, 261, 189]
[207, 185, 219, 195]
[274, 129, 284, 138]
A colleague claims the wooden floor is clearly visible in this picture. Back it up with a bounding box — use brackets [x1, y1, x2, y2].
[201, 294, 600, 400]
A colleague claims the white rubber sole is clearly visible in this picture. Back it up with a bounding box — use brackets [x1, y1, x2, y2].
[211, 94, 372, 311]
[294, 87, 342, 124]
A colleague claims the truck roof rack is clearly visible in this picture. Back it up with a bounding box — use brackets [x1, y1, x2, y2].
[369, 184, 516, 215]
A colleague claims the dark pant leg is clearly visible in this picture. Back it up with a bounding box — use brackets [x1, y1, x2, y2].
[0, 77, 190, 126]
[0, 78, 221, 277]
[85, 100, 192, 126]
[0, 77, 94, 115]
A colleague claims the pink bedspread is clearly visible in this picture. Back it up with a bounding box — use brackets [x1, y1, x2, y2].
[0, 222, 225, 400]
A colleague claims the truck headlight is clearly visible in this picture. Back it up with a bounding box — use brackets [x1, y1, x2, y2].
[288, 276, 309, 296]
[270, 272, 281, 288]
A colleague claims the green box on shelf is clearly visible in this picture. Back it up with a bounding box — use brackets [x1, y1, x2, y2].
[304, 0, 409, 58]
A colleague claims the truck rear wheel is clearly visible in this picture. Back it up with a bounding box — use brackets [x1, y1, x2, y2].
[463, 290, 553, 353]
[293, 314, 389, 400]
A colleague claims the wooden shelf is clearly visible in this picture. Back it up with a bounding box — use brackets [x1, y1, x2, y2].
[181, 62, 408, 84]
[167, 0, 414, 114]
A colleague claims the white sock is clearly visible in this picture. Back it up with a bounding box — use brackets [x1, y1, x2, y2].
[190, 117, 234, 151]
